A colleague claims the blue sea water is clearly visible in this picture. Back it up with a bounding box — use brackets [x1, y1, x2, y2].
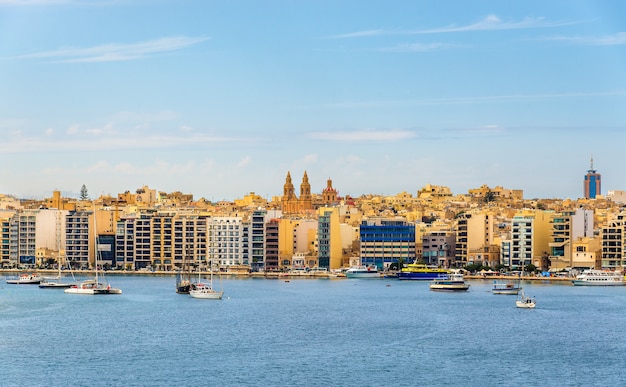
[1, 276, 626, 386]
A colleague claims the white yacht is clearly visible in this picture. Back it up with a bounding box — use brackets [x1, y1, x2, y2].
[345, 265, 379, 279]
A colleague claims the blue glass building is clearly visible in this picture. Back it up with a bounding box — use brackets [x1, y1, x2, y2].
[359, 219, 415, 269]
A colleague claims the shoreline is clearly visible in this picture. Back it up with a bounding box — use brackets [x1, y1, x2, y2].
[1, 269, 575, 282]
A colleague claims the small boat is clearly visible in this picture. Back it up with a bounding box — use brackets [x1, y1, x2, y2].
[572, 269, 624, 286]
[492, 280, 520, 295]
[189, 259, 223, 300]
[429, 272, 470, 292]
[515, 288, 536, 308]
[345, 265, 379, 279]
[6, 273, 42, 284]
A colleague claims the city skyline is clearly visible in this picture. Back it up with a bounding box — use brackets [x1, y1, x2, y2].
[1, 1, 625, 201]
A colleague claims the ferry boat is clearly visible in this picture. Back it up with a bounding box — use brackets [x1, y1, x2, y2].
[429, 273, 470, 292]
[572, 269, 624, 286]
[397, 262, 450, 280]
[345, 265, 380, 279]
[492, 280, 520, 295]
[6, 273, 42, 284]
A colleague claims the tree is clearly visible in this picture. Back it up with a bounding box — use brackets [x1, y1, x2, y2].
[79, 184, 89, 201]
[484, 190, 497, 204]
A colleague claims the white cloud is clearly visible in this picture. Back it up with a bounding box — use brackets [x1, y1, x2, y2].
[301, 154, 318, 164]
[309, 129, 415, 141]
[375, 42, 452, 52]
[45, 127, 54, 136]
[15, 36, 210, 63]
[546, 32, 626, 46]
[327, 15, 578, 39]
[237, 156, 251, 168]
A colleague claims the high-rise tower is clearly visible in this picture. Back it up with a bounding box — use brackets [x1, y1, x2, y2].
[584, 157, 601, 199]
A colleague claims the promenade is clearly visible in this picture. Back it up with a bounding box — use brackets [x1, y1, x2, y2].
[1, 269, 575, 282]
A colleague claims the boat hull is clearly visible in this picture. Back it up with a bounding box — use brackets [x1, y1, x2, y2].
[492, 282, 521, 295]
[345, 272, 380, 279]
[6, 274, 41, 284]
[572, 280, 624, 286]
[429, 284, 470, 291]
[39, 282, 74, 289]
[516, 300, 536, 308]
[189, 287, 223, 299]
[397, 272, 449, 280]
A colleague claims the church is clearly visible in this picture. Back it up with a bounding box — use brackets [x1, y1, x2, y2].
[281, 171, 339, 213]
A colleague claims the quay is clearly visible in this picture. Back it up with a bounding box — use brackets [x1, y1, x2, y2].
[0, 269, 576, 282]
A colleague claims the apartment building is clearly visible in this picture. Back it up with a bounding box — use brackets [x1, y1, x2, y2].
[510, 211, 552, 269]
[317, 207, 342, 269]
[601, 213, 625, 270]
[66, 211, 92, 269]
[549, 209, 594, 269]
[208, 216, 243, 269]
[421, 230, 455, 267]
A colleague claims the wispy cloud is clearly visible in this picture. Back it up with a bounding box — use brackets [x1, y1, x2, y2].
[309, 129, 415, 141]
[328, 15, 578, 39]
[0, 131, 239, 153]
[0, 0, 71, 4]
[310, 91, 626, 110]
[375, 42, 454, 53]
[546, 32, 626, 46]
[15, 36, 209, 63]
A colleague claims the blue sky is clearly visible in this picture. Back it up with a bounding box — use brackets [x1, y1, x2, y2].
[1, 1, 625, 201]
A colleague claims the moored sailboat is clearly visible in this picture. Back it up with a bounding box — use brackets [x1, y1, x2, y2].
[189, 259, 223, 300]
[65, 207, 121, 295]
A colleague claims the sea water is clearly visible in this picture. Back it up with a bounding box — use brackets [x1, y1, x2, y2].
[1, 276, 625, 386]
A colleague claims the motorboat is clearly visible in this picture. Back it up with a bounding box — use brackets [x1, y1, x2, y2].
[429, 272, 470, 292]
[492, 280, 520, 295]
[345, 265, 379, 279]
[572, 269, 624, 286]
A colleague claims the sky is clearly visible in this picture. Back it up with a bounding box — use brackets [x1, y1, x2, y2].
[1, 0, 625, 202]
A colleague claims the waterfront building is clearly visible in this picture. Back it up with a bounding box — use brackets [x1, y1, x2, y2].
[549, 209, 594, 270]
[278, 218, 318, 269]
[500, 239, 512, 267]
[249, 210, 266, 271]
[468, 245, 501, 268]
[571, 237, 601, 269]
[65, 211, 92, 269]
[208, 216, 243, 269]
[265, 219, 279, 270]
[0, 216, 10, 267]
[422, 230, 455, 267]
[510, 210, 552, 269]
[584, 157, 601, 199]
[601, 213, 625, 270]
[317, 207, 342, 269]
[359, 218, 416, 270]
[115, 213, 152, 270]
[455, 210, 497, 266]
